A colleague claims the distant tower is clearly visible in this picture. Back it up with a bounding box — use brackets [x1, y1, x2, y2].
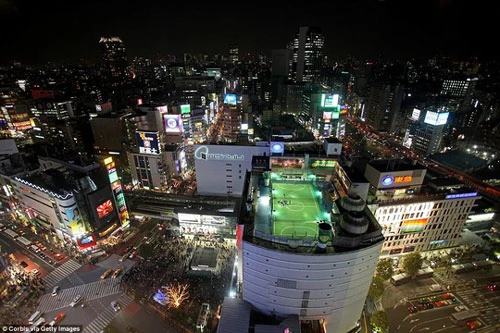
[229, 45, 239, 64]
[288, 26, 324, 83]
[99, 37, 130, 87]
[364, 83, 404, 133]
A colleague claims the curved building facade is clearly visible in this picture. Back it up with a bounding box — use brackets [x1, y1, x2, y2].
[242, 240, 382, 333]
[237, 158, 385, 333]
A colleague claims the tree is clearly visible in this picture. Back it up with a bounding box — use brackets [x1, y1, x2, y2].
[375, 258, 393, 281]
[370, 310, 389, 333]
[403, 252, 423, 277]
[368, 276, 384, 299]
[167, 282, 190, 308]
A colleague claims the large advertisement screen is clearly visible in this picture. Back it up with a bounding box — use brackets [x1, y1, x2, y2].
[401, 218, 427, 233]
[223, 94, 237, 105]
[180, 104, 191, 114]
[96, 199, 114, 219]
[411, 108, 421, 121]
[271, 158, 304, 169]
[65, 206, 85, 234]
[164, 114, 183, 133]
[136, 131, 161, 154]
[87, 187, 117, 228]
[321, 94, 339, 108]
[424, 111, 449, 126]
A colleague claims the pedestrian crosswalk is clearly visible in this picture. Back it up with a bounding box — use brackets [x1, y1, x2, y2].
[43, 259, 81, 289]
[37, 279, 122, 312]
[83, 293, 133, 333]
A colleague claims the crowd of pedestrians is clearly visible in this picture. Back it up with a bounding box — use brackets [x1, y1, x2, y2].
[120, 232, 237, 332]
[0, 263, 44, 325]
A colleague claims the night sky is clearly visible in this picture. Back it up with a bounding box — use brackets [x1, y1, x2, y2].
[0, 0, 498, 65]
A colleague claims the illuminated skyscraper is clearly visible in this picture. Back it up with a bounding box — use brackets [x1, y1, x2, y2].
[288, 26, 324, 83]
[99, 37, 130, 87]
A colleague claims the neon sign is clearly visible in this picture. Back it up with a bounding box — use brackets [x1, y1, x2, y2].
[381, 175, 412, 186]
[381, 175, 394, 186]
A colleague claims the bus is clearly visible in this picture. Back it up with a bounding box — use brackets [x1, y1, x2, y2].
[450, 309, 479, 324]
[451, 263, 475, 274]
[28, 310, 42, 324]
[473, 260, 492, 271]
[16, 236, 32, 247]
[390, 273, 410, 285]
[28, 317, 45, 331]
[416, 267, 434, 278]
[3, 228, 19, 239]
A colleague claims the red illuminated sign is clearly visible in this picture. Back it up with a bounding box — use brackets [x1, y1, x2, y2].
[96, 199, 114, 219]
[394, 176, 412, 183]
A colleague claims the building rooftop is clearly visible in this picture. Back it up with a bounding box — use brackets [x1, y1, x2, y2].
[430, 150, 487, 171]
[368, 158, 426, 173]
[242, 168, 383, 254]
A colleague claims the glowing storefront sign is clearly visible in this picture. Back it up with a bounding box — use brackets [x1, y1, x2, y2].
[194, 145, 244, 161]
[381, 175, 412, 186]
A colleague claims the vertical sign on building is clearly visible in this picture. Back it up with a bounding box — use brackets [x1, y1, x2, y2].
[180, 104, 191, 136]
[103, 157, 129, 226]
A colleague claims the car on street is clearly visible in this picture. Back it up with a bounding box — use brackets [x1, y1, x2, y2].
[111, 301, 121, 312]
[101, 269, 112, 279]
[49, 312, 65, 326]
[19, 261, 28, 268]
[70, 294, 82, 307]
[31, 269, 40, 276]
[129, 248, 138, 259]
[112, 269, 122, 278]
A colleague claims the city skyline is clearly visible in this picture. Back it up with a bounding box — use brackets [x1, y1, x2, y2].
[1, 0, 498, 65]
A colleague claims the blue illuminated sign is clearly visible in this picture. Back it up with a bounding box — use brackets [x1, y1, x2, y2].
[445, 192, 477, 199]
[223, 94, 237, 105]
[270, 142, 284, 154]
[381, 175, 394, 186]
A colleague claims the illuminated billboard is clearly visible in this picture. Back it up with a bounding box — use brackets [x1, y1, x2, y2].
[310, 159, 337, 168]
[136, 131, 161, 154]
[65, 206, 85, 234]
[270, 141, 284, 154]
[201, 215, 226, 226]
[96, 199, 114, 219]
[178, 213, 201, 224]
[321, 94, 339, 108]
[223, 94, 237, 105]
[323, 110, 340, 120]
[180, 104, 191, 114]
[401, 218, 427, 233]
[163, 114, 183, 133]
[411, 108, 421, 121]
[424, 111, 449, 126]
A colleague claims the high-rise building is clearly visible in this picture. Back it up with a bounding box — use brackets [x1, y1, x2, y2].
[99, 37, 130, 87]
[413, 109, 450, 156]
[223, 154, 384, 333]
[229, 45, 239, 64]
[364, 83, 404, 133]
[288, 26, 324, 83]
[364, 158, 481, 255]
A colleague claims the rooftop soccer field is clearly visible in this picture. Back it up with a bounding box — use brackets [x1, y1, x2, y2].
[271, 181, 330, 239]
